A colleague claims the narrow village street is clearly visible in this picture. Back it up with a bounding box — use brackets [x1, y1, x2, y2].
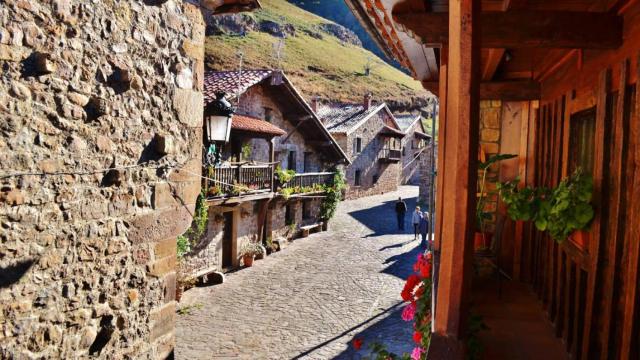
[176, 186, 422, 359]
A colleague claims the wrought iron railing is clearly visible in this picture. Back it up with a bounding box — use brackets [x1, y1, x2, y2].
[203, 165, 273, 198]
[279, 172, 335, 190]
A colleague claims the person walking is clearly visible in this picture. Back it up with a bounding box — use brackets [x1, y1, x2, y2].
[412, 206, 422, 240]
[395, 197, 407, 231]
[419, 211, 430, 249]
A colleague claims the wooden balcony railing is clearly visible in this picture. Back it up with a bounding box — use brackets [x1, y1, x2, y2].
[380, 148, 402, 162]
[203, 165, 274, 198]
[279, 172, 335, 190]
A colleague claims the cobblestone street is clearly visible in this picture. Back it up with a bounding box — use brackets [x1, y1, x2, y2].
[176, 186, 423, 359]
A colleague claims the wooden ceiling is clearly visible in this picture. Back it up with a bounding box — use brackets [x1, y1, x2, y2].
[392, 0, 631, 88]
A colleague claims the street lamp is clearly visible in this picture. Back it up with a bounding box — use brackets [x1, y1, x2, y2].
[205, 92, 234, 143]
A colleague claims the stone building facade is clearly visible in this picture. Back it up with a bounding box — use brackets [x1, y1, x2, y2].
[317, 97, 403, 199]
[395, 114, 430, 185]
[179, 70, 347, 278]
[0, 1, 259, 358]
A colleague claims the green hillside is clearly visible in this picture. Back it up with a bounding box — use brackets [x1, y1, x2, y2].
[204, 0, 428, 106]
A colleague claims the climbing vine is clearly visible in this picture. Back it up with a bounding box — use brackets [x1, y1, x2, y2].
[177, 190, 209, 258]
[320, 170, 346, 221]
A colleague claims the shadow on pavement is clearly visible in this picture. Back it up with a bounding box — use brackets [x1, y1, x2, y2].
[381, 244, 422, 280]
[347, 195, 418, 238]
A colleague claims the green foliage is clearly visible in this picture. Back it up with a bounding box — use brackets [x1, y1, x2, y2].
[241, 143, 252, 160]
[320, 170, 346, 221]
[364, 343, 411, 360]
[476, 154, 517, 231]
[499, 169, 594, 243]
[466, 314, 489, 360]
[177, 190, 209, 258]
[275, 166, 297, 184]
[497, 179, 539, 221]
[542, 169, 594, 242]
[281, 183, 325, 199]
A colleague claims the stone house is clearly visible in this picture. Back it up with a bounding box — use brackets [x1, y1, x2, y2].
[394, 113, 430, 185]
[316, 95, 404, 199]
[0, 1, 260, 359]
[179, 69, 348, 277]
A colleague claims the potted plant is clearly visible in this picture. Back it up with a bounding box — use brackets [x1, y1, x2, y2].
[475, 153, 517, 251]
[239, 242, 262, 267]
[497, 179, 540, 223]
[538, 168, 594, 248]
[254, 244, 267, 260]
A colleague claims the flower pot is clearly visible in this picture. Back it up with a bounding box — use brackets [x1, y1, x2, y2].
[474, 232, 492, 251]
[243, 255, 255, 267]
[255, 245, 267, 260]
[569, 229, 589, 250]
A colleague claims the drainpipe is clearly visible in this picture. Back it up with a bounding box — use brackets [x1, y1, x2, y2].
[429, 99, 438, 333]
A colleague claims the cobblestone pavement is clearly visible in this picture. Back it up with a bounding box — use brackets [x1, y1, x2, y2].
[176, 186, 424, 359]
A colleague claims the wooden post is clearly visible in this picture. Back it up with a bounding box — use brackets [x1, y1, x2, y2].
[434, 47, 448, 253]
[581, 67, 611, 360]
[620, 53, 640, 360]
[429, 0, 480, 356]
[269, 137, 275, 191]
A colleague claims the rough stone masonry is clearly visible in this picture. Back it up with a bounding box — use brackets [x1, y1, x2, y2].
[0, 0, 209, 358]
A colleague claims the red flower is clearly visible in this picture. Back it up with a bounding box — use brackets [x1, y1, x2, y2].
[413, 331, 422, 344]
[353, 338, 363, 350]
[401, 274, 421, 301]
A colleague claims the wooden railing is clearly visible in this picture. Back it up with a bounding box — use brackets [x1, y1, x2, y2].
[203, 165, 273, 198]
[279, 172, 335, 189]
[380, 148, 402, 161]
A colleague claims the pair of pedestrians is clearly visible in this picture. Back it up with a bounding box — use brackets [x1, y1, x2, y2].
[395, 197, 430, 249]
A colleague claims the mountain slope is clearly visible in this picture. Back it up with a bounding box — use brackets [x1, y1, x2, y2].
[286, 0, 400, 68]
[204, 0, 428, 109]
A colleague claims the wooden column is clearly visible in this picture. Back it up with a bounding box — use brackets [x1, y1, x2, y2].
[429, 0, 480, 356]
[434, 47, 448, 253]
[581, 67, 611, 360]
[620, 53, 640, 360]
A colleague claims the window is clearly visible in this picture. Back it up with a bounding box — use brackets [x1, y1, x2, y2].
[264, 107, 274, 122]
[372, 173, 379, 184]
[302, 200, 311, 220]
[354, 170, 362, 186]
[288, 151, 297, 171]
[354, 137, 362, 154]
[303, 152, 312, 172]
[568, 107, 596, 175]
[402, 146, 406, 156]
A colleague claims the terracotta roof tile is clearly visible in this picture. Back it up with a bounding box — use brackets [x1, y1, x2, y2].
[203, 70, 273, 104]
[231, 114, 286, 136]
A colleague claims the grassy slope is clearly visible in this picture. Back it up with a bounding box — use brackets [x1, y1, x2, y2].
[205, 0, 427, 105]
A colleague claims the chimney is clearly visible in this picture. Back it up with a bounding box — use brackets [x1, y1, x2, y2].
[310, 96, 318, 112]
[363, 93, 372, 110]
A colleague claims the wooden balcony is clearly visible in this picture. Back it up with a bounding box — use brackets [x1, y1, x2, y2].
[203, 164, 274, 200]
[379, 148, 402, 163]
[279, 172, 335, 190]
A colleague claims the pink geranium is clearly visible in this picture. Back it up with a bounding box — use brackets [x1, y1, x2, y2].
[411, 346, 424, 360]
[401, 303, 416, 321]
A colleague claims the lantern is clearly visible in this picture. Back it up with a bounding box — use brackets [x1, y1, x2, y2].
[205, 92, 234, 143]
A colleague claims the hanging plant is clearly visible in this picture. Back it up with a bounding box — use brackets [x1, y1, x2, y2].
[540, 168, 594, 242]
[176, 190, 209, 258]
[275, 166, 296, 184]
[320, 170, 346, 221]
[497, 179, 539, 222]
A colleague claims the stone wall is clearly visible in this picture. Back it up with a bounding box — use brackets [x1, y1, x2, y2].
[0, 1, 207, 358]
[340, 111, 400, 199]
[418, 140, 436, 208]
[239, 84, 326, 171]
[400, 121, 426, 185]
[479, 100, 503, 233]
[269, 197, 323, 241]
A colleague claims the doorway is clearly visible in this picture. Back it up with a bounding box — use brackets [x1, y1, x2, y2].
[222, 212, 233, 269]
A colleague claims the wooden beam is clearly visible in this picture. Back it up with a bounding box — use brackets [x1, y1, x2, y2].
[482, 49, 505, 81]
[431, 0, 480, 347]
[423, 80, 540, 100]
[393, 11, 623, 49]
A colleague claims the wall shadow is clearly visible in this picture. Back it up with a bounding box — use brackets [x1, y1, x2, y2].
[347, 195, 418, 238]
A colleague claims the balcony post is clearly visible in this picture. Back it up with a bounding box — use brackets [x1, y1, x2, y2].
[269, 138, 275, 192]
[429, 0, 480, 357]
